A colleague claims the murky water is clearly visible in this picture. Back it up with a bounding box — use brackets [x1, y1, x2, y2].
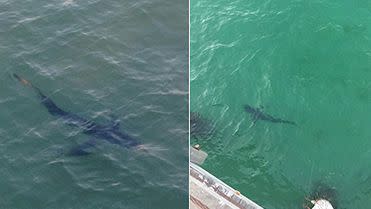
[191, 0, 371, 208]
[0, 0, 188, 208]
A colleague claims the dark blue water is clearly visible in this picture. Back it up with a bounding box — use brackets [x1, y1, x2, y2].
[0, 0, 188, 208]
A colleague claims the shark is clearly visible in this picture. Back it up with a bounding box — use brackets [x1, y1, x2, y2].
[244, 104, 296, 125]
[13, 73, 142, 156]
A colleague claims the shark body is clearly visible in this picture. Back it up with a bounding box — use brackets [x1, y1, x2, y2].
[14, 74, 140, 156]
[244, 104, 296, 125]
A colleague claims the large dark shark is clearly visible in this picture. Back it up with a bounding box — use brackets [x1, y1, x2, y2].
[244, 104, 296, 125]
[14, 74, 141, 156]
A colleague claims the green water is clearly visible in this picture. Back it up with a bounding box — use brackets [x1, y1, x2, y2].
[191, 0, 371, 208]
[0, 0, 188, 208]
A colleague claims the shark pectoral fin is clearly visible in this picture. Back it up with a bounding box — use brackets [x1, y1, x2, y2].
[68, 138, 97, 156]
[251, 114, 259, 124]
[13, 73, 31, 86]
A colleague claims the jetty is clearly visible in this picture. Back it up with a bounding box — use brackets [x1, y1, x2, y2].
[190, 146, 264, 209]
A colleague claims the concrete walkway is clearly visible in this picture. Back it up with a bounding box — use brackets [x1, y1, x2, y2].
[190, 162, 264, 209]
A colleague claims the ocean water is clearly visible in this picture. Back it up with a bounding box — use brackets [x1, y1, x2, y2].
[0, 0, 188, 209]
[191, 0, 371, 208]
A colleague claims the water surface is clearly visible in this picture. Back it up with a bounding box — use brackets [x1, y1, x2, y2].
[191, 0, 371, 208]
[0, 0, 188, 208]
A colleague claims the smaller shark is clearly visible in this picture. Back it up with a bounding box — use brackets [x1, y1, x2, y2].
[244, 104, 296, 125]
[13, 73, 142, 156]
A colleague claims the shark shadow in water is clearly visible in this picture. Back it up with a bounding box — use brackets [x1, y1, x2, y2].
[244, 104, 296, 126]
[14, 74, 141, 156]
[190, 112, 216, 139]
[304, 181, 337, 209]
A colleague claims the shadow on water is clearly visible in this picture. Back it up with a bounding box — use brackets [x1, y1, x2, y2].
[304, 181, 337, 209]
[190, 111, 227, 155]
[190, 111, 216, 140]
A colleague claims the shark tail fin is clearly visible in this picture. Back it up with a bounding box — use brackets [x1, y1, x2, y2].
[13, 73, 46, 97]
[13, 73, 33, 87]
[280, 119, 297, 126]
